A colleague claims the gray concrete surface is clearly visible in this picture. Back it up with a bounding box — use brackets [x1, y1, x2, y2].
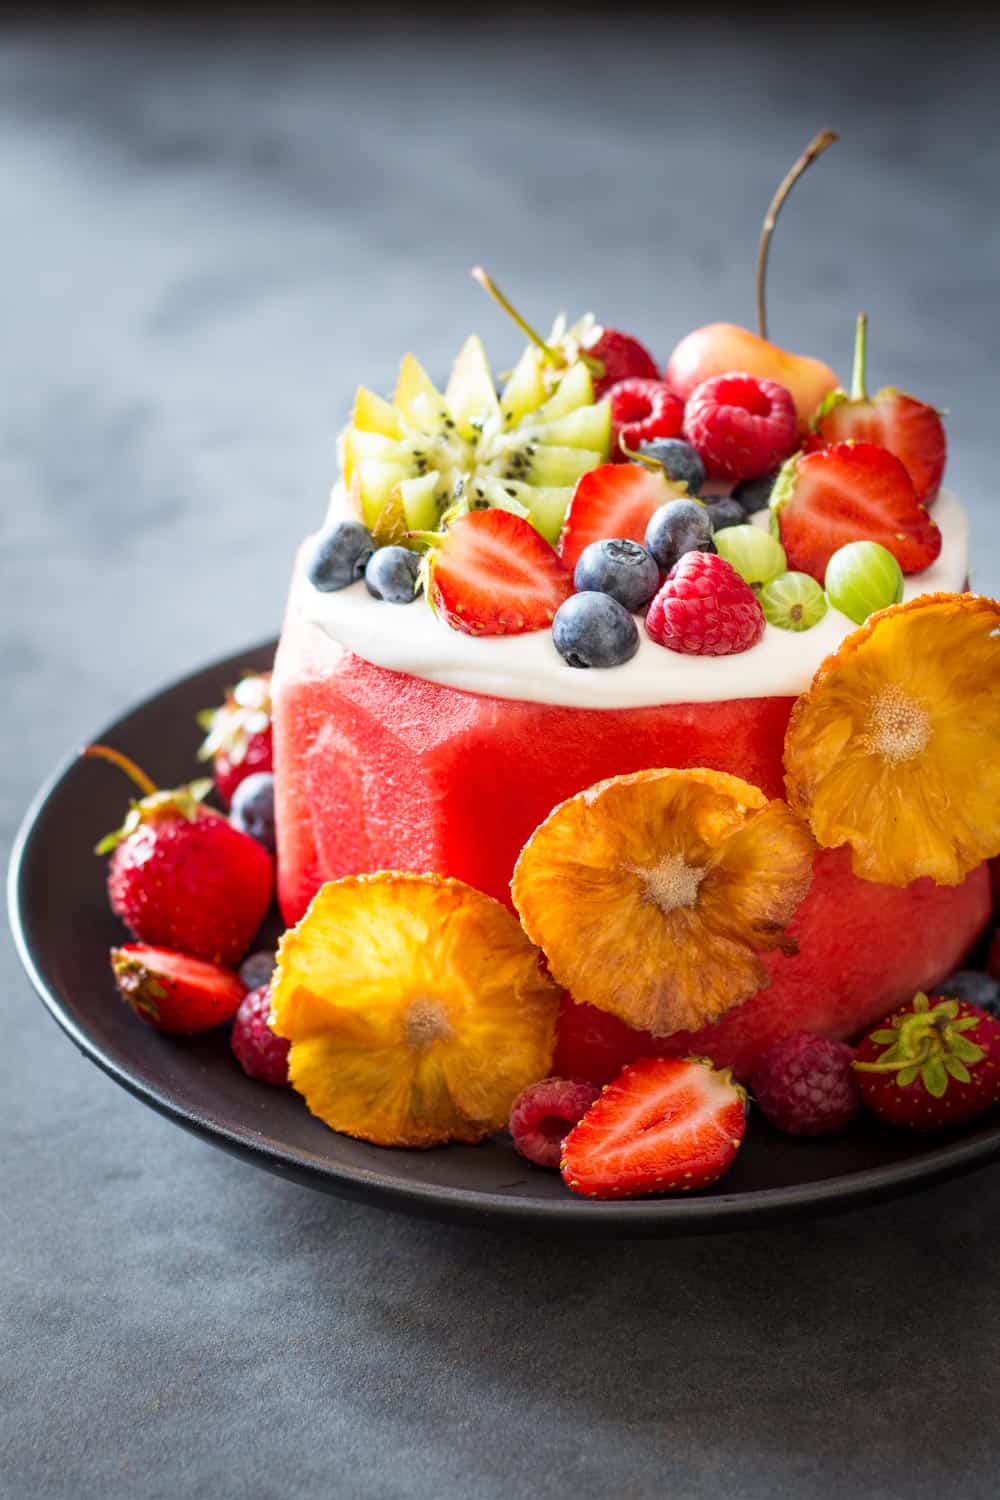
[4, 11, 1000, 1498]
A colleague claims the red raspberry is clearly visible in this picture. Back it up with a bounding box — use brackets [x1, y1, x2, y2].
[683, 373, 797, 482]
[508, 1076, 601, 1169]
[230, 985, 290, 1086]
[751, 1032, 860, 1137]
[589, 330, 659, 399]
[609, 378, 684, 458]
[646, 551, 765, 656]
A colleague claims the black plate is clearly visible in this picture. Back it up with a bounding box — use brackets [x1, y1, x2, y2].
[9, 639, 1000, 1235]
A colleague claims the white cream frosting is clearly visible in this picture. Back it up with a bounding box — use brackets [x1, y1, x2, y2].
[296, 487, 968, 708]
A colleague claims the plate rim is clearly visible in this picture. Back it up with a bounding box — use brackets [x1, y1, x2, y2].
[9, 637, 1000, 1234]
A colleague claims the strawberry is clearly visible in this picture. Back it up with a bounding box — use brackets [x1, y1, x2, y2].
[683, 373, 798, 482]
[809, 315, 946, 505]
[197, 670, 273, 808]
[421, 509, 572, 636]
[609, 378, 684, 459]
[111, 944, 246, 1035]
[771, 441, 942, 582]
[586, 328, 660, 399]
[854, 992, 1000, 1131]
[86, 745, 273, 966]
[560, 1056, 747, 1199]
[558, 462, 686, 573]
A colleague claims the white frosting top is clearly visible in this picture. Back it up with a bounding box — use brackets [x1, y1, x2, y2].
[296, 487, 967, 708]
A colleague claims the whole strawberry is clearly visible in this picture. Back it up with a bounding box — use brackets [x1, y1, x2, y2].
[197, 671, 273, 808]
[854, 991, 1000, 1131]
[88, 745, 273, 966]
[111, 944, 246, 1036]
[586, 329, 659, 399]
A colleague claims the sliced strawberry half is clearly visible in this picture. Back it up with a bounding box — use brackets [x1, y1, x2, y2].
[810, 393, 946, 506]
[424, 509, 573, 636]
[111, 944, 246, 1036]
[808, 316, 946, 505]
[560, 1057, 747, 1199]
[772, 442, 942, 582]
[558, 462, 687, 572]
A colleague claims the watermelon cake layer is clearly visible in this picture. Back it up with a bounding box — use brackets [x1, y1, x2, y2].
[272, 536, 989, 1077]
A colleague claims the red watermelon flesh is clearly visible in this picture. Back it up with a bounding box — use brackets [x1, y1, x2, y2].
[273, 579, 989, 1078]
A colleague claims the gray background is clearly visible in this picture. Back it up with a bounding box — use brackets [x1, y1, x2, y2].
[4, 10, 1000, 1498]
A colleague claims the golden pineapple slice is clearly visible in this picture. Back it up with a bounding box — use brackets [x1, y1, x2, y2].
[511, 769, 815, 1037]
[270, 873, 559, 1148]
[784, 592, 1000, 887]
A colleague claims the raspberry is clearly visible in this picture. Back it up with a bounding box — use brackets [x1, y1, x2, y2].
[230, 985, 290, 1086]
[610, 378, 684, 458]
[683, 373, 798, 482]
[751, 1032, 860, 1137]
[645, 551, 765, 656]
[508, 1076, 601, 1169]
[589, 330, 659, 399]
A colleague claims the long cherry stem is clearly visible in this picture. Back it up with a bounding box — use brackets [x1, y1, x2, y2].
[83, 744, 158, 797]
[471, 267, 562, 366]
[756, 129, 839, 341]
[470, 266, 604, 377]
[850, 312, 869, 401]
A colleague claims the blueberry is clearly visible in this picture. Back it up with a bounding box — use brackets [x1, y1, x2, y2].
[573, 538, 660, 613]
[703, 496, 746, 533]
[552, 592, 640, 669]
[307, 520, 374, 592]
[365, 545, 421, 604]
[639, 438, 705, 495]
[230, 772, 276, 854]
[239, 950, 276, 991]
[935, 970, 1000, 1019]
[644, 499, 715, 572]
[732, 472, 779, 514]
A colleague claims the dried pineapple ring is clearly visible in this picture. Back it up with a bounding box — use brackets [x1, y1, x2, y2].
[784, 593, 1000, 887]
[511, 768, 815, 1037]
[270, 872, 558, 1148]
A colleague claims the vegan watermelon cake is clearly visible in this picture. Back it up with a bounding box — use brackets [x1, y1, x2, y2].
[86, 133, 1000, 1194]
[271, 247, 993, 1085]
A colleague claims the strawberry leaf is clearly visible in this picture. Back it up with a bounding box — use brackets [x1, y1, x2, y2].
[920, 1059, 949, 1098]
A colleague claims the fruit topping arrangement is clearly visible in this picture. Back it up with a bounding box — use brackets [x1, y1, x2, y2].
[305, 130, 950, 670]
[84, 577, 1000, 1198]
